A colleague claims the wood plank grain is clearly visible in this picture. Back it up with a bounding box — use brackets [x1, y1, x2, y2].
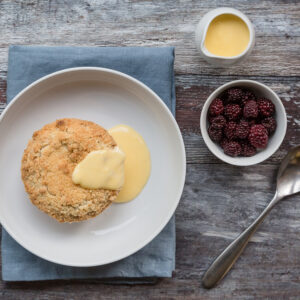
[0, 74, 6, 104]
[0, 0, 299, 299]
[0, 0, 299, 76]
[1, 164, 299, 299]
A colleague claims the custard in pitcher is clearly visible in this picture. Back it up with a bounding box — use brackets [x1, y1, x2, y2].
[204, 14, 250, 57]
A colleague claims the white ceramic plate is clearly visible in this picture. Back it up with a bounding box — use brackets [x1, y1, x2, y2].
[0, 67, 186, 267]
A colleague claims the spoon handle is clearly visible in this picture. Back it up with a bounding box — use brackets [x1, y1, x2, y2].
[202, 192, 280, 289]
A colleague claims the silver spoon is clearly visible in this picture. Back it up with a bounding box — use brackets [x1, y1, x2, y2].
[202, 145, 300, 289]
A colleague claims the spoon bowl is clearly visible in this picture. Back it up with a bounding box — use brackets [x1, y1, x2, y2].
[277, 146, 300, 198]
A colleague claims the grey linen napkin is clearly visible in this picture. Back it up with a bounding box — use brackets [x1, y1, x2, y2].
[1, 45, 176, 282]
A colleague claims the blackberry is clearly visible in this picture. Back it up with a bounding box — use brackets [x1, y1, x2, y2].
[257, 98, 275, 117]
[220, 138, 229, 149]
[223, 141, 242, 157]
[236, 119, 250, 139]
[261, 117, 277, 135]
[210, 115, 226, 130]
[224, 104, 241, 121]
[248, 125, 268, 148]
[209, 98, 224, 116]
[224, 121, 237, 140]
[243, 100, 258, 119]
[227, 88, 244, 103]
[208, 126, 223, 142]
[240, 141, 257, 157]
[241, 89, 256, 106]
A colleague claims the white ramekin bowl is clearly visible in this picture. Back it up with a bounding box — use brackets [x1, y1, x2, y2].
[200, 80, 287, 166]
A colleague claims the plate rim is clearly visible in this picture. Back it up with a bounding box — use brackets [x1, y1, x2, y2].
[0, 67, 186, 267]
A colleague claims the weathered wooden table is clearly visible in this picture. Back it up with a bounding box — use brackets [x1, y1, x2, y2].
[0, 1, 299, 299]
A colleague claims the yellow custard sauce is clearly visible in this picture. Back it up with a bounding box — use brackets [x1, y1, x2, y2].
[204, 14, 250, 57]
[72, 148, 125, 190]
[109, 124, 151, 203]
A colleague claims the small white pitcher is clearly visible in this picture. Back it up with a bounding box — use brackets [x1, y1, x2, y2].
[195, 7, 255, 67]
